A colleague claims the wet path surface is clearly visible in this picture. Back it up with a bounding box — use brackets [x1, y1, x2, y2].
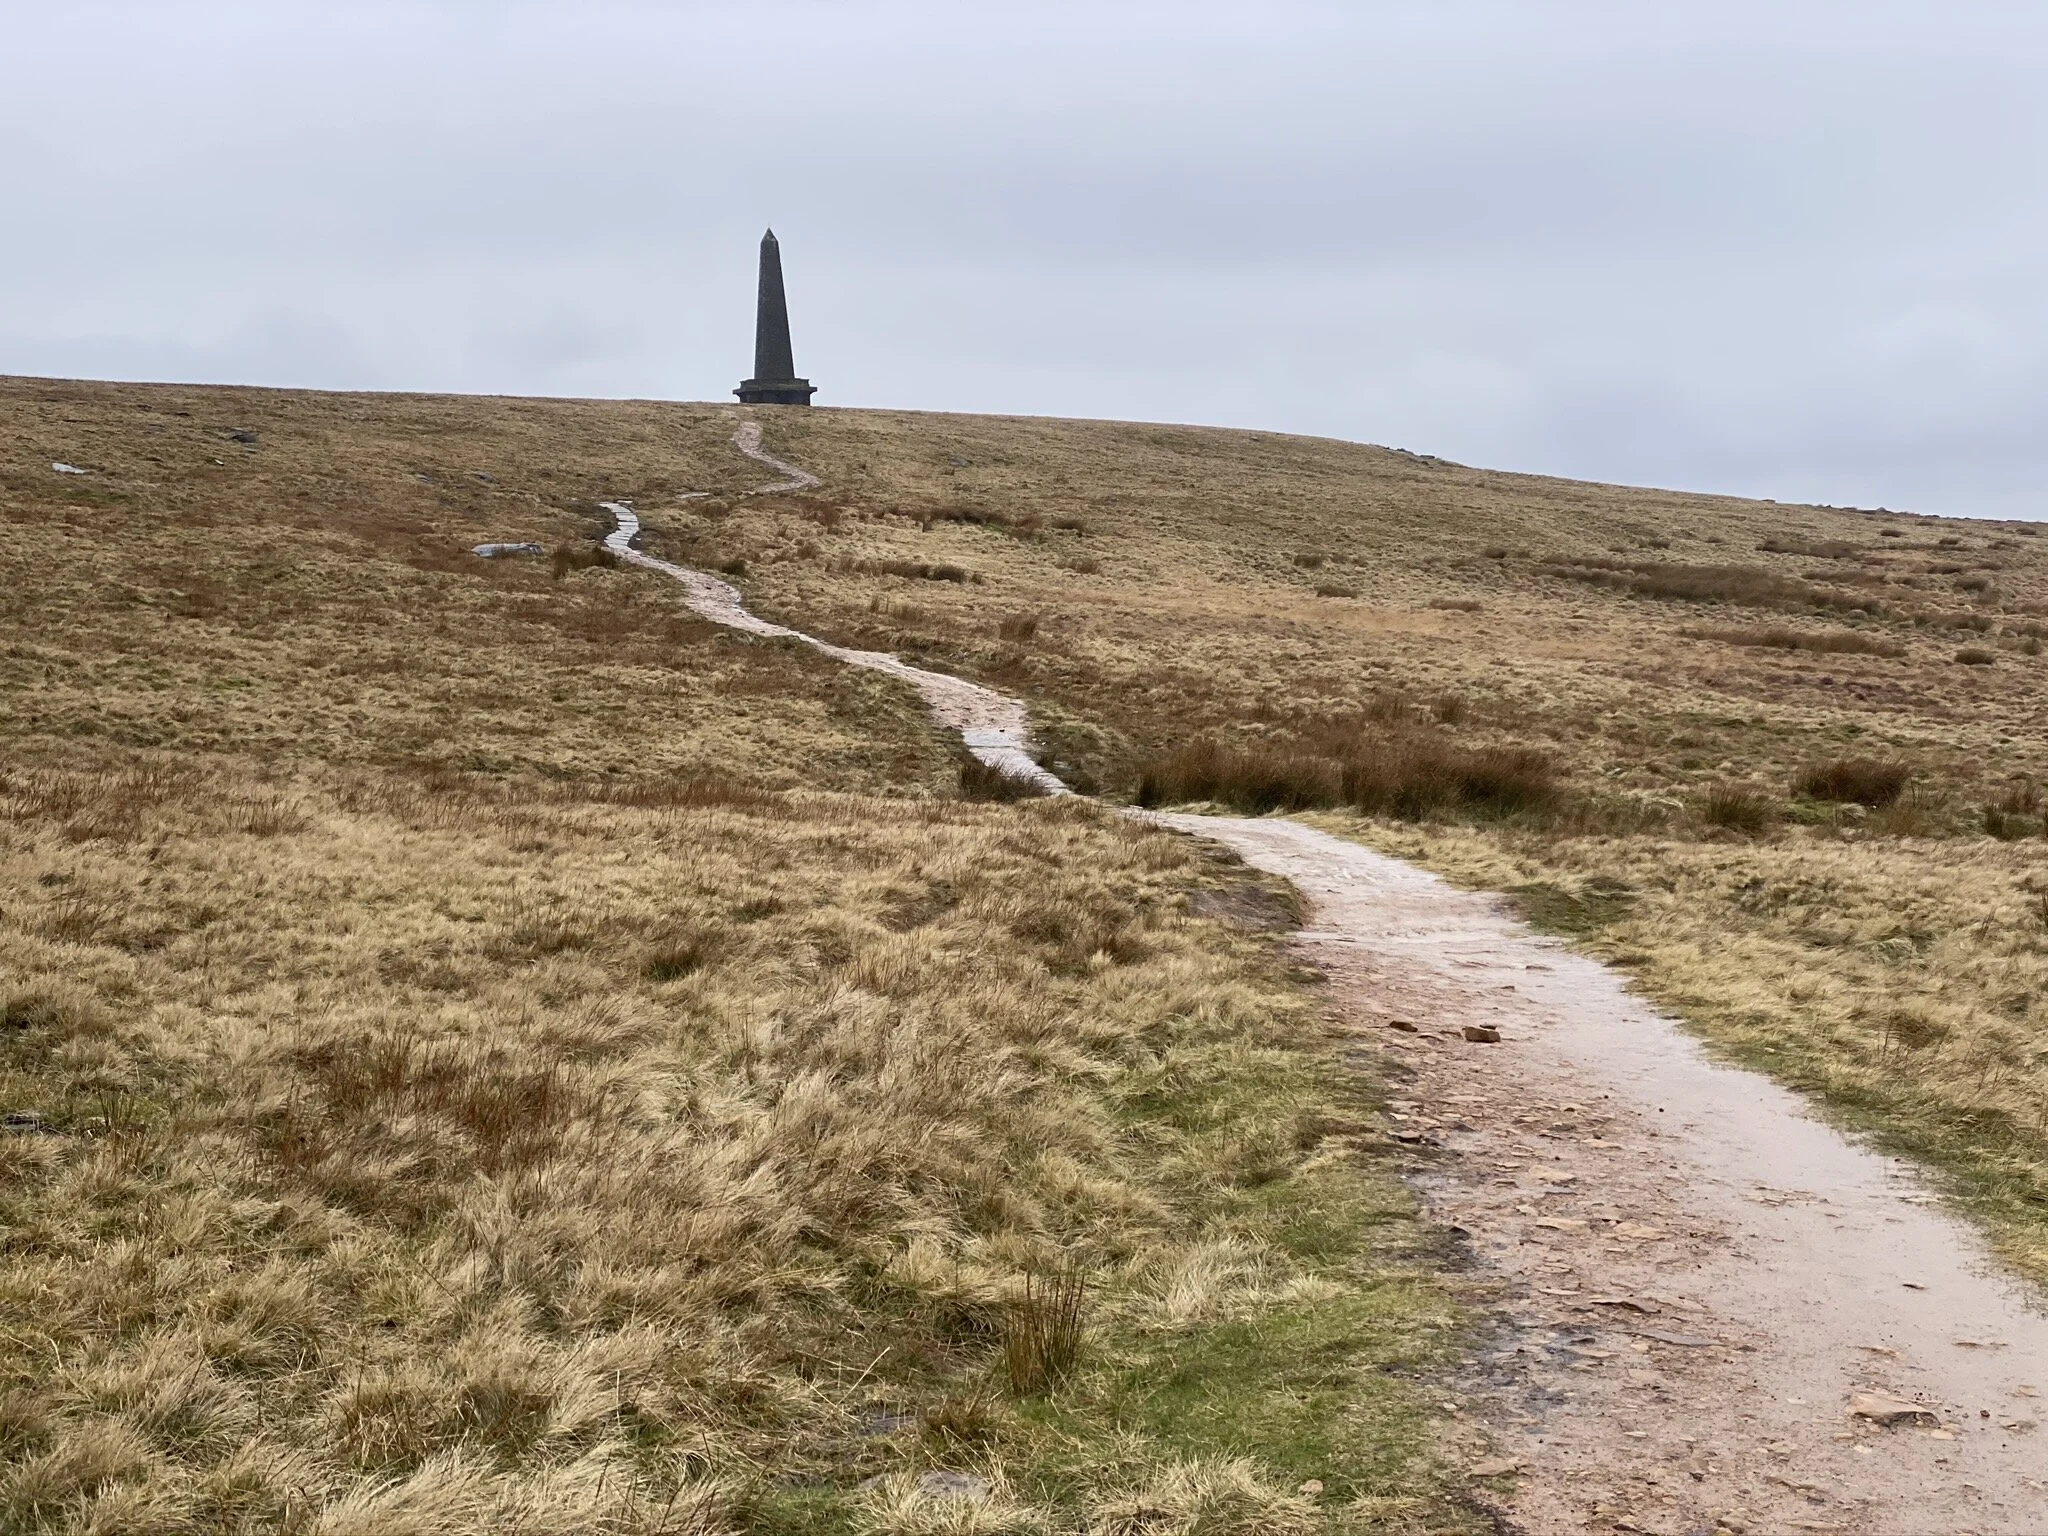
[1157, 813, 2048, 1536]
[615, 425, 2048, 1534]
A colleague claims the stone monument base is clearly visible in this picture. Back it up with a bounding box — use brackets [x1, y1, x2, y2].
[734, 377, 816, 405]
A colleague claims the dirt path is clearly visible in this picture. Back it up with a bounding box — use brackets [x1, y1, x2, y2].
[613, 425, 2048, 1534]
[730, 418, 822, 493]
[1153, 812, 2048, 1536]
[599, 429, 1065, 794]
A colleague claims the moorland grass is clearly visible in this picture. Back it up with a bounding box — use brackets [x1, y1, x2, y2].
[0, 378, 1478, 1534]
[666, 395, 2048, 1289]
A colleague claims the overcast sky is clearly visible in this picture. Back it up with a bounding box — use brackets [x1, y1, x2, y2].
[5, 2, 2045, 518]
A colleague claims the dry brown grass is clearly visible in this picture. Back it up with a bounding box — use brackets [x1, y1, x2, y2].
[0, 378, 1474, 1534]
[1796, 757, 1912, 807]
[16, 369, 2048, 1515]
[1680, 623, 1905, 657]
[630, 396, 2048, 1288]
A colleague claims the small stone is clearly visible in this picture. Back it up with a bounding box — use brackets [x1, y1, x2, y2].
[1297, 1479, 1323, 1497]
[915, 1470, 990, 1502]
[1469, 1457, 1520, 1478]
[1463, 1025, 1501, 1042]
[1387, 1019, 1419, 1033]
[1848, 1392, 1939, 1427]
[52, 462, 87, 475]
[856, 1405, 916, 1437]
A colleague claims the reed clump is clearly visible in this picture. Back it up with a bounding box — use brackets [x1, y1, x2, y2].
[1135, 730, 1556, 822]
[1002, 1264, 1088, 1397]
[1797, 757, 1911, 808]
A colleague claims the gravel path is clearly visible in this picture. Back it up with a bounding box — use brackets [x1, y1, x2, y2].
[614, 424, 2048, 1534]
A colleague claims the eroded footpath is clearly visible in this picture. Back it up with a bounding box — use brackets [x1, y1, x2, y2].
[614, 425, 2048, 1535]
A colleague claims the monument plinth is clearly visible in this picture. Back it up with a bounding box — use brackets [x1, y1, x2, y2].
[734, 229, 816, 406]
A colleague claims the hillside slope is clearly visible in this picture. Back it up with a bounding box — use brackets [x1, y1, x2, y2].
[0, 378, 1474, 1535]
[674, 403, 2048, 1281]
[8, 373, 2048, 1529]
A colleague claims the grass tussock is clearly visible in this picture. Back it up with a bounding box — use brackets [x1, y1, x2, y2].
[1797, 757, 1912, 808]
[1758, 536, 1860, 559]
[1695, 782, 1779, 835]
[958, 755, 1052, 801]
[549, 542, 619, 580]
[1002, 1265, 1088, 1397]
[852, 557, 973, 583]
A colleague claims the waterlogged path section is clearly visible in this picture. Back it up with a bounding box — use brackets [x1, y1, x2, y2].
[615, 425, 2048, 1533]
[601, 426, 1065, 794]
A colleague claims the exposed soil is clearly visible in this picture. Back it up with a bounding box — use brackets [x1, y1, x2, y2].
[618, 423, 2048, 1535]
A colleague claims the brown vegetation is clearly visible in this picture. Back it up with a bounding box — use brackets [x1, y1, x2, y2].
[1758, 536, 1860, 559]
[13, 371, 2048, 1520]
[851, 556, 972, 583]
[1135, 732, 1556, 821]
[1797, 757, 1911, 807]
[1682, 624, 1904, 657]
[0, 378, 1477, 1534]
[1542, 555, 1885, 615]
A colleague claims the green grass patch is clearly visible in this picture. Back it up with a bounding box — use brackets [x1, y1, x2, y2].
[1507, 877, 1636, 934]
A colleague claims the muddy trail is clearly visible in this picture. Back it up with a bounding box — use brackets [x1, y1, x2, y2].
[608, 426, 2048, 1535]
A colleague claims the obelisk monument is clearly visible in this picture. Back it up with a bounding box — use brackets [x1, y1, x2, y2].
[734, 229, 817, 406]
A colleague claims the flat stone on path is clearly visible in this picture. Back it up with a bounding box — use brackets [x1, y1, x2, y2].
[1849, 1393, 1940, 1428]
